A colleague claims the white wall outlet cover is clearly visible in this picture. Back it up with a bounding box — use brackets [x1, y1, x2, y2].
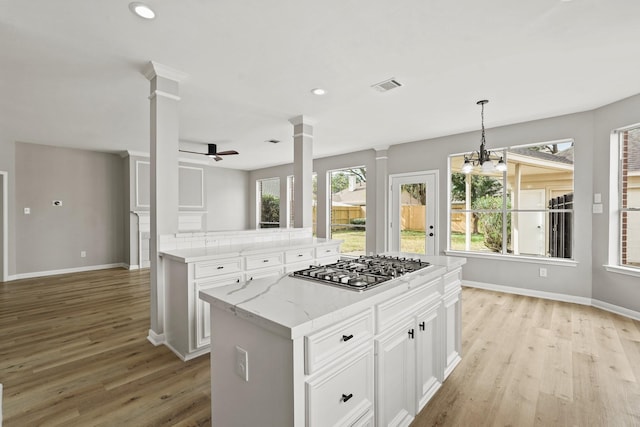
[539, 267, 547, 277]
[592, 204, 603, 214]
[235, 346, 249, 382]
[52, 200, 62, 206]
[24, 207, 30, 214]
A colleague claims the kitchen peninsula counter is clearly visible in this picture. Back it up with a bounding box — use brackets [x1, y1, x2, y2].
[199, 254, 466, 427]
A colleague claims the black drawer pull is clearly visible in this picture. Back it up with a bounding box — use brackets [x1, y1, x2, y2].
[342, 334, 354, 342]
[419, 321, 425, 331]
[298, 254, 304, 257]
[408, 329, 415, 339]
[263, 259, 269, 263]
[341, 393, 353, 402]
[217, 266, 224, 270]
[236, 279, 240, 283]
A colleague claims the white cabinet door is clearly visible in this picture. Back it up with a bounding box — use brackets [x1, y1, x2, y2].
[415, 304, 442, 411]
[375, 317, 416, 427]
[443, 289, 462, 379]
[195, 274, 242, 349]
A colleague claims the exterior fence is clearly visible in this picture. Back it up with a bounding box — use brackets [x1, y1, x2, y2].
[324, 205, 428, 232]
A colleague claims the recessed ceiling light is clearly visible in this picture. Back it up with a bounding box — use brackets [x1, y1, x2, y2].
[311, 88, 327, 96]
[129, 2, 155, 19]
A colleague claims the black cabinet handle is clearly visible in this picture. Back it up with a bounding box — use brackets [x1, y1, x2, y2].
[236, 279, 240, 283]
[341, 393, 353, 402]
[263, 259, 269, 263]
[298, 254, 303, 257]
[342, 334, 354, 342]
[419, 322, 425, 331]
[217, 266, 224, 270]
[408, 329, 415, 339]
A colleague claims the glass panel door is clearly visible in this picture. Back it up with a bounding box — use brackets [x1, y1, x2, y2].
[390, 172, 437, 255]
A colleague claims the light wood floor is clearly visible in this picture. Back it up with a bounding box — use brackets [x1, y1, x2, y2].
[2, 270, 639, 426]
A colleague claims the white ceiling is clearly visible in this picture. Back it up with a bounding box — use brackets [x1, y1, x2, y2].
[2, 0, 640, 170]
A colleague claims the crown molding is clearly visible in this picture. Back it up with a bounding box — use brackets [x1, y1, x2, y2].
[142, 61, 188, 82]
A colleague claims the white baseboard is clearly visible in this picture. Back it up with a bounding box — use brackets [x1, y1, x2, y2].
[463, 280, 640, 321]
[591, 299, 640, 321]
[163, 341, 209, 362]
[147, 329, 165, 346]
[127, 264, 140, 270]
[11, 263, 128, 281]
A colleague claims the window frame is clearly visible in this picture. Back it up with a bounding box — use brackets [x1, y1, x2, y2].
[256, 177, 281, 229]
[606, 125, 640, 277]
[446, 139, 576, 263]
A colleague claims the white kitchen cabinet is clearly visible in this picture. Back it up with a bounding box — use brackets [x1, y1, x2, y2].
[305, 348, 374, 427]
[415, 302, 443, 411]
[195, 274, 242, 348]
[375, 316, 416, 427]
[200, 256, 466, 427]
[443, 268, 462, 379]
[162, 240, 343, 360]
[374, 277, 443, 426]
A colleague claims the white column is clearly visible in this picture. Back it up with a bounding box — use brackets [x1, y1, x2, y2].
[289, 116, 314, 229]
[143, 61, 187, 344]
[375, 148, 389, 253]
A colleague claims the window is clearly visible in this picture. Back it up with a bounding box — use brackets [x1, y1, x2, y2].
[619, 127, 640, 267]
[287, 175, 294, 228]
[329, 167, 366, 255]
[257, 178, 280, 228]
[449, 140, 574, 259]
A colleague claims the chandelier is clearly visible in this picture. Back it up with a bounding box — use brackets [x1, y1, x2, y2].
[461, 100, 507, 174]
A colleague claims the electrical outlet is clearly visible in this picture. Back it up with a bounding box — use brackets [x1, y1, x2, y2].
[24, 207, 30, 215]
[235, 346, 249, 382]
[80, 251, 87, 258]
[539, 267, 547, 277]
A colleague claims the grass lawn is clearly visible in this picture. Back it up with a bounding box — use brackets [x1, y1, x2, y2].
[331, 229, 489, 254]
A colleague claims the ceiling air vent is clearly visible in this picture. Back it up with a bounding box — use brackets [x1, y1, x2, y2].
[371, 78, 403, 92]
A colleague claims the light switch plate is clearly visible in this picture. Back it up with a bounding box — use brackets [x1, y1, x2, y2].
[594, 193, 602, 203]
[24, 207, 30, 215]
[592, 204, 603, 214]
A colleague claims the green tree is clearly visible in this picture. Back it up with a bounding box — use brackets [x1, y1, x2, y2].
[260, 194, 280, 228]
[474, 195, 511, 252]
[451, 173, 503, 233]
[403, 183, 426, 205]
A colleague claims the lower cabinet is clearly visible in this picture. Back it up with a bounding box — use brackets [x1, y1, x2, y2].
[195, 273, 243, 349]
[305, 349, 374, 427]
[443, 287, 462, 379]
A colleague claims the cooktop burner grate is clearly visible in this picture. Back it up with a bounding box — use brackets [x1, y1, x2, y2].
[291, 254, 431, 291]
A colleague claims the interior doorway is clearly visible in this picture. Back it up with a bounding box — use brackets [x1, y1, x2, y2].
[389, 171, 438, 255]
[1, 171, 7, 282]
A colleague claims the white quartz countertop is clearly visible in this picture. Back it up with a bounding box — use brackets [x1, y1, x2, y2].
[160, 238, 341, 263]
[199, 254, 465, 339]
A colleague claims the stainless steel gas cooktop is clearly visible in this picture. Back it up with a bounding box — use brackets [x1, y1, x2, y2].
[291, 254, 431, 291]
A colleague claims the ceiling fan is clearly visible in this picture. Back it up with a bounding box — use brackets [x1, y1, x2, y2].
[179, 143, 239, 162]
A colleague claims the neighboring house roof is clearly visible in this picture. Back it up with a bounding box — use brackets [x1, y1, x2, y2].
[332, 183, 366, 206]
[508, 146, 574, 165]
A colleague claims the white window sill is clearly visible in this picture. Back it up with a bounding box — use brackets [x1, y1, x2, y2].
[604, 265, 640, 278]
[444, 250, 578, 267]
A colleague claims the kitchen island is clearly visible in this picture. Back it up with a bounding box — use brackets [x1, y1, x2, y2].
[199, 254, 465, 427]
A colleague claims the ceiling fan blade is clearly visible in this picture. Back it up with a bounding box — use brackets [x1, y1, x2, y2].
[213, 155, 223, 162]
[178, 149, 204, 155]
[216, 150, 239, 156]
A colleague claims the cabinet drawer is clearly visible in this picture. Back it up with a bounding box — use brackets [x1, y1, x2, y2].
[315, 244, 340, 259]
[306, 350, 373, 427]
[375, 278, 440, 333]
[245, 267, 283, 281]
[285, 247, 314, 264]
[194, 258, 242, 279]
[245, 252, 283, 270]
[305, 310, 373, 375]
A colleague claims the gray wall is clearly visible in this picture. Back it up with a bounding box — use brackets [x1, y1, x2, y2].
[15, 142, 125, 274]
[205, 166, 250, 231]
